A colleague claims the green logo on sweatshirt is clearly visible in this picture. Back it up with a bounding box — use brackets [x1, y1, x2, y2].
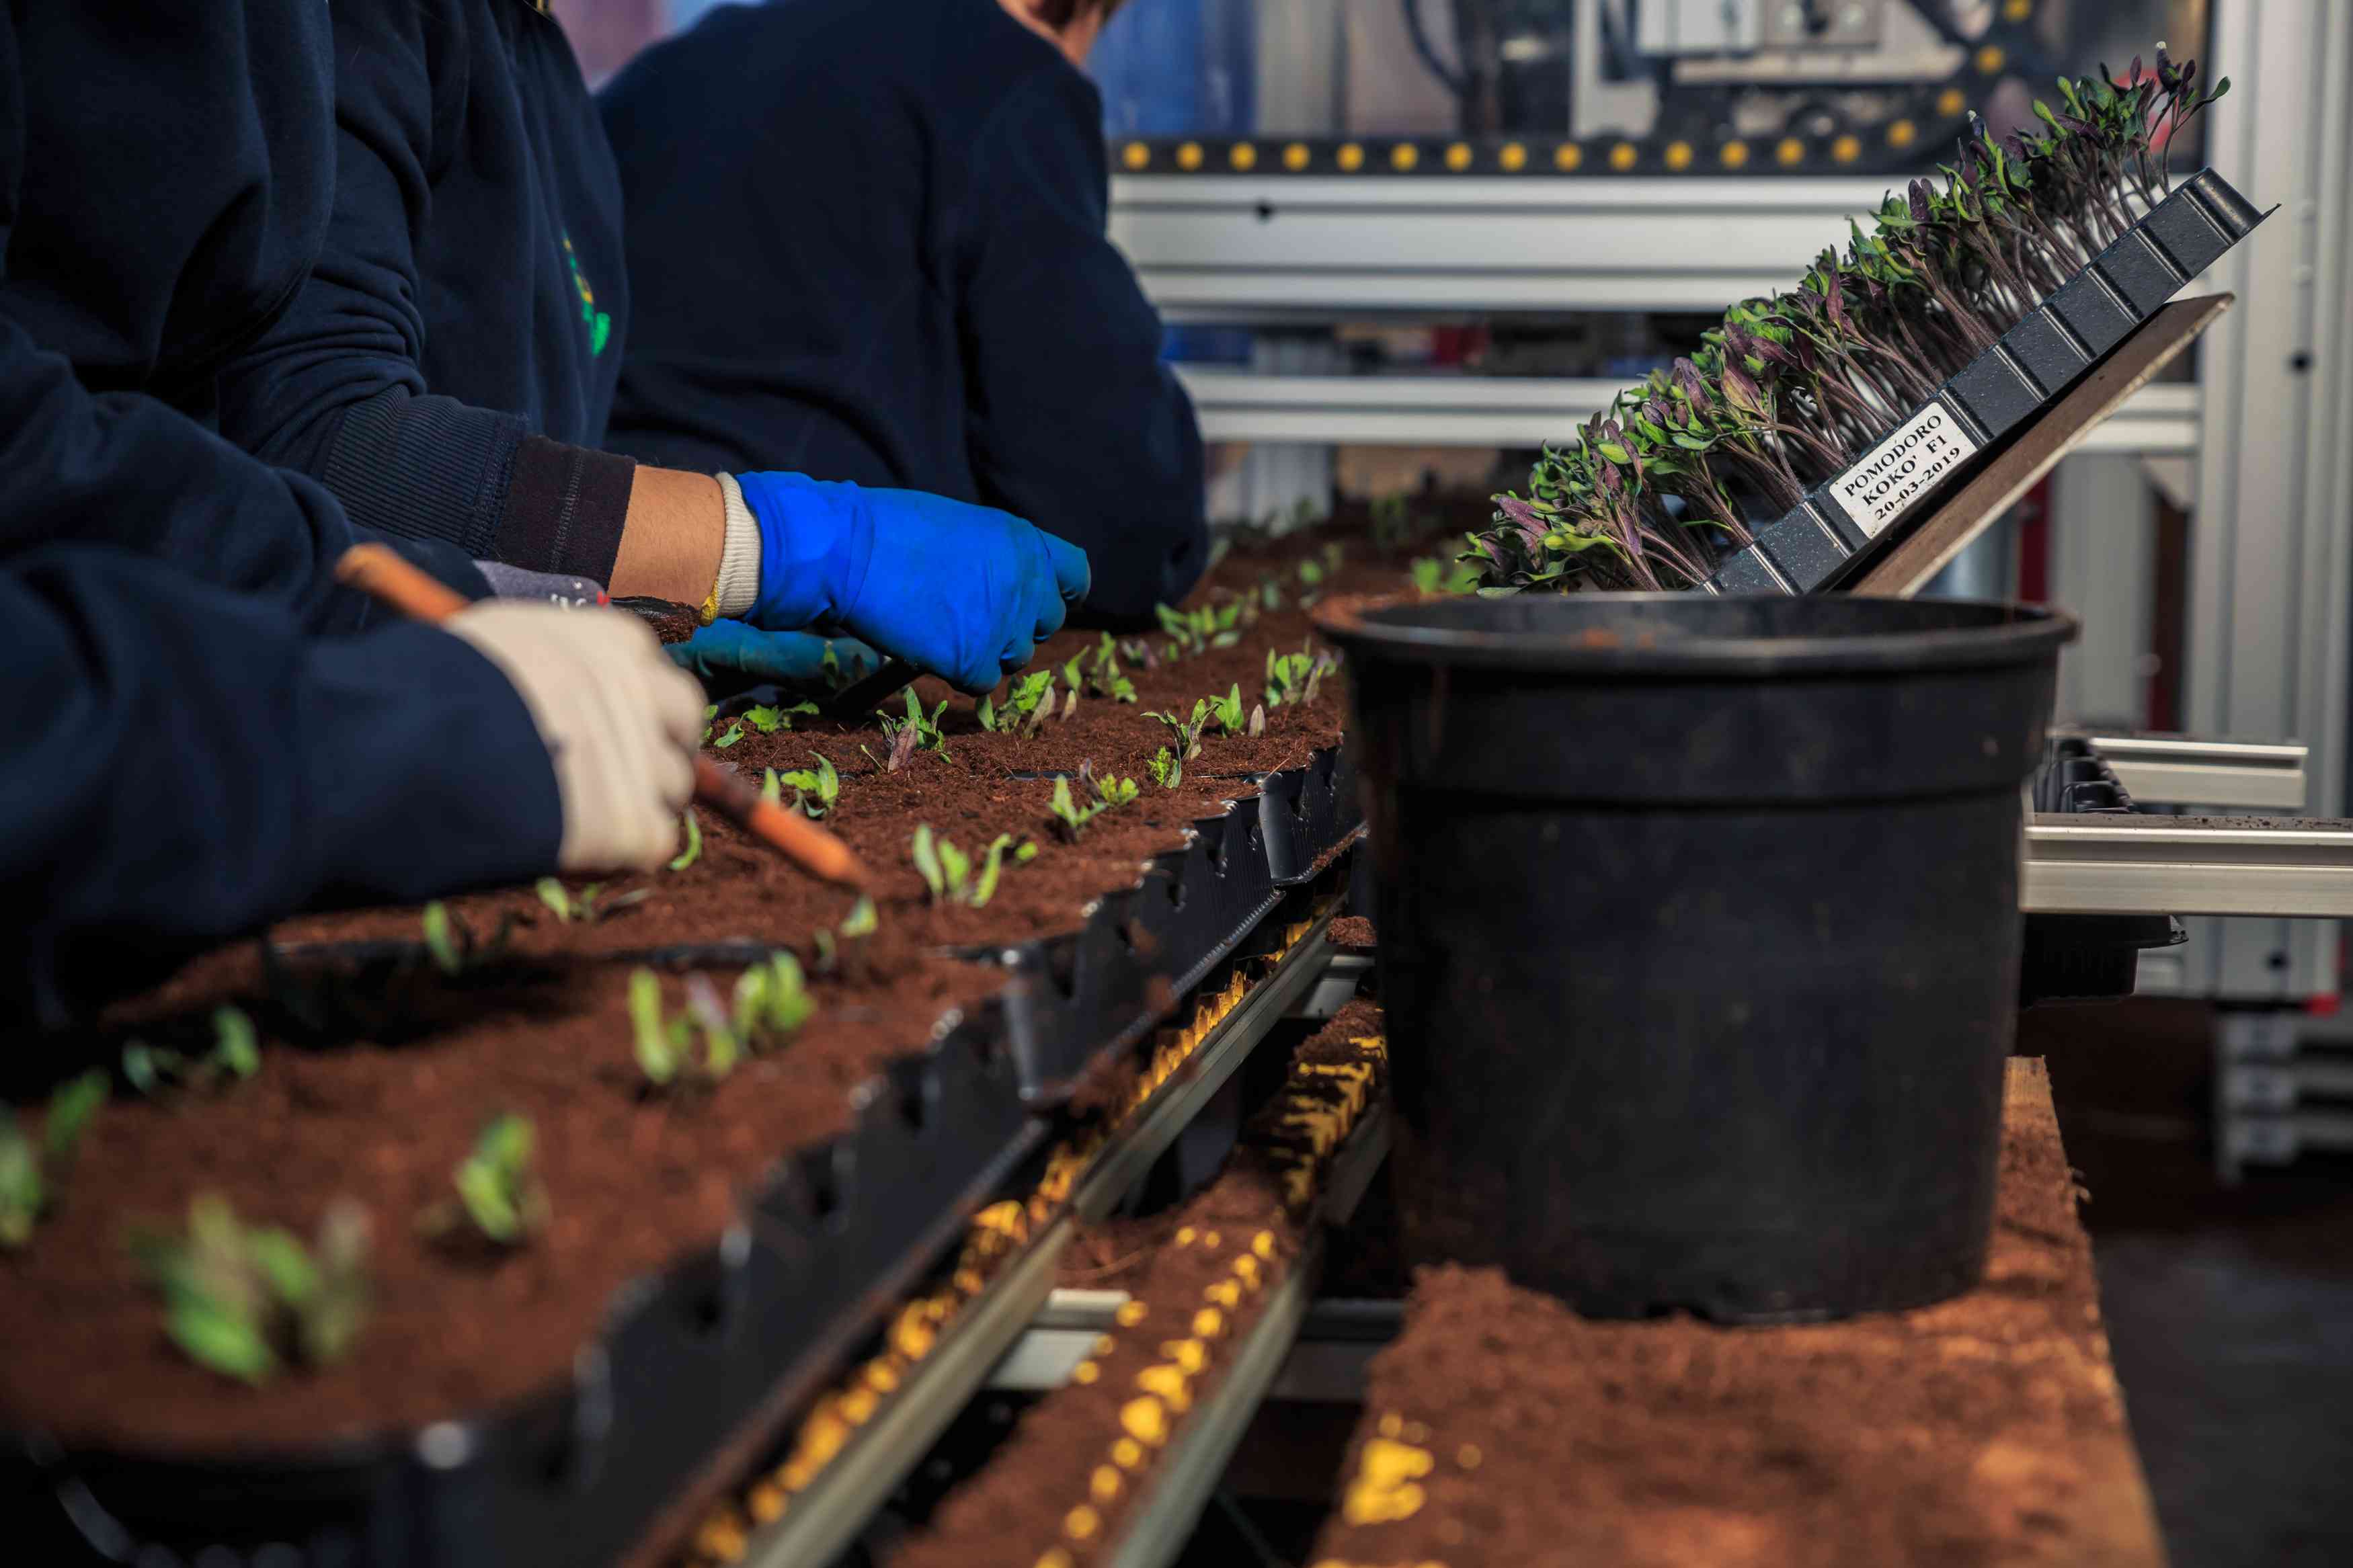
[563, 233, 612, 357]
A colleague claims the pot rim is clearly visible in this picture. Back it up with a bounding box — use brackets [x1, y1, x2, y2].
[1311, 591, 2078, 677]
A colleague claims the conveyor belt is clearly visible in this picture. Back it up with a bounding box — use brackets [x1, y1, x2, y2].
[728, 909, 1340, 1568]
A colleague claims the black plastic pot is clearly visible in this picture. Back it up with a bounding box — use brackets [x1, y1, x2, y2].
[1319, 593, 2075, 1322]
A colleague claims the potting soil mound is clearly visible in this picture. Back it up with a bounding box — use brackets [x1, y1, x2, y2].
[881, 1000, 1389, 1568]
[1308, 1059, 2165, 1568]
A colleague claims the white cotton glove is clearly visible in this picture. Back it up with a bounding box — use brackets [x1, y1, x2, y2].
[444, 602, 705, 872]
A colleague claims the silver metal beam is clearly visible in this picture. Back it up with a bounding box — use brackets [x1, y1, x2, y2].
[736, 915, 1337, 1568]
[2073, 734, 2309, 811]
[1176, 369, 2199, 454]
[1113, 175, 1902, 315]
[2022, 815, 2353, 918]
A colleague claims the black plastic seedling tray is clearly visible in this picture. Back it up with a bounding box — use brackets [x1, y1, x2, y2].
[998, 747, 1363, 1105]
[2020, 738, 2184, 1007]
[1708, 169, 2269, 595]
[8, 742, 1361, 1561]
[7, 991, 1038, 1568]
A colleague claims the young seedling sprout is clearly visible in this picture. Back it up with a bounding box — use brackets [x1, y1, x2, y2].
[131, 1194, 370, 1383]
[670, 808, 704, 870]
[768, 753, 841, 819]
[122, 1007, 264, 1099]
[420, 902, 512, 977]
[1206, 683, 1248, 737]
[1148, 747, 1179, 790]
[741, 700, 817, 734]
[1472, 47, 2231, 591]
[1148, 700, 1210, 788]
[0, 1069, 108, 1247]
[910, 824, 1037, 909]
[534, 879, 652, 925]
[630, 953, 816, 1091]
[1084, 633, 1139, 703]
[813, 894, 880, 980]
[875, 688, 949, 771]
[1410, 556, 1481, 595]
[978, 669, 1058, 735]
[422, 1113, 549, 1247]
[1048, 768, 1142, 841]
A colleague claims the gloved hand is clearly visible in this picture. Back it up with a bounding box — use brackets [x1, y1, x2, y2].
[666, 622, 883, 689]
[733, 472, 1089, 693]
[444, 602, 705, 872]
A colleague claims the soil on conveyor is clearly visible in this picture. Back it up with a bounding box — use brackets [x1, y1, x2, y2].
[1308, 1060, 2159, 1568]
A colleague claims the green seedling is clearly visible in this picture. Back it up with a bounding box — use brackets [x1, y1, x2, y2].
[631, 952, 814, 1093]
[1148, 747, 1178, 790]
[1117, 637, 1160, 673]
[1410, 556, 1482, 595]
[910, 824, 1036, 909]
[1150, 700, 1211, 784]
[671, 808, 705, 870]
[772, 753, 841, 818]
[978, 669, 1058, 733]
[122, 1007, 262, 1100]
[878, 688, 949, 770]
[1082, 634, 1139, 704]
[713, 723, 746, 749]
[131, 1194, 370, 1383]
[1048, 768, 1141, 840]
[1207, 683, 1248, 737]
[422, 1113, 549, 1247]
[1257, 576, 1284, 612]
[0, 1069, 108, 1247]
[732, 950, 817, 1042]
[699, 704, 719, 744]
[420, 903, 513, 977]
[813, 894, 880, 979]
[742, 701, 817, 735]
[535, 880, 651, 925]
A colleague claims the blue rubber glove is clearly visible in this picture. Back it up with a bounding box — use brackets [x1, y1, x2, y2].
[733, 472, 1090, 693]
[666, 622, 882, 688]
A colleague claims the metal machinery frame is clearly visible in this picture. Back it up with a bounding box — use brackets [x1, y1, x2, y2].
[1105, 0, 2353, 1020]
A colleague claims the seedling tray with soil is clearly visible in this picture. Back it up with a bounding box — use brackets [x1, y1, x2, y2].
[0, 534, 1403, 1567]
[1706, 169, 2266, 593]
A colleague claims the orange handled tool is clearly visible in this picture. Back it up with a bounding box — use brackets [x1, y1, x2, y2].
[335, 544, 870, 889]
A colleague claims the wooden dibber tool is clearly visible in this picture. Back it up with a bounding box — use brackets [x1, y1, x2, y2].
[334, 544, 871, 889]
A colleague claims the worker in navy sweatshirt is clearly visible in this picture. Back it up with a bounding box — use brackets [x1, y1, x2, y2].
[216, 0, 1089, 697]
[598, 0, 1207, 626]
[1, 5, 705, 1025]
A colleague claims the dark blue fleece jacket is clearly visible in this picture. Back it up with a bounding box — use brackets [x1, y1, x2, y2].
[0, 3, 562, 1024]
[217, 0, 639, 586]
[598, 0, 1207, 622]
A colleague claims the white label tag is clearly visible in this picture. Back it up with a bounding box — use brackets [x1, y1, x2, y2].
[1829, 399, 1982, 538]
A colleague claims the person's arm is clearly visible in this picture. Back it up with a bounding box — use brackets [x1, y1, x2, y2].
[0, 550, 559, 1028]
[2, 549, 707, 1029]
[955, 66, 1209, 622]
[210, 0, 723, 604]
[0, 8, 477, 631]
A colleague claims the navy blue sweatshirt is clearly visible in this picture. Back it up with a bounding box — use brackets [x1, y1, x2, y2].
[0, 3, 562, 1024]
[0, 1, 479, 630]
[218, 0, 639, 587]
[5, 548, 560, 1030]
[599, 0, 1207, 622]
